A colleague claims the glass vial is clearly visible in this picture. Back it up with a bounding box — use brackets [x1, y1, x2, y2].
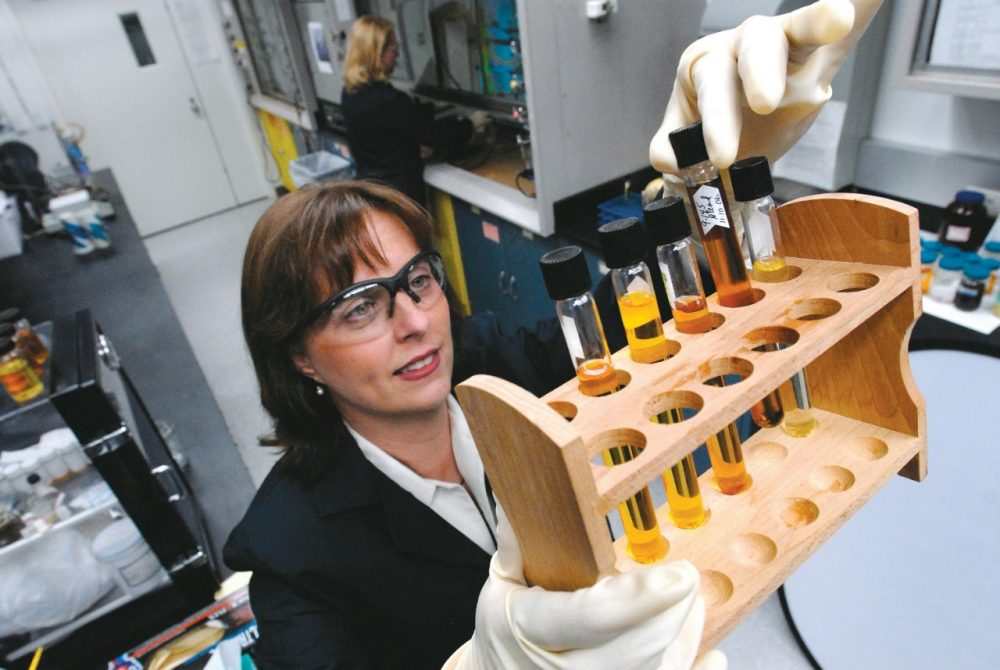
[954, 262, 989, 311]
[0, 337, 44, 404]
[597, 217, 671, 363]
[668, 121, 755, 307]
[644, 197, 714, 334]
[539, 246, 618, 396]
[653, 406, 708, 529]
[729, 156, 789, 282]
[703, 375, 752, 494]
[602, 443, 668, 563]
[979, 258, 1000, 309]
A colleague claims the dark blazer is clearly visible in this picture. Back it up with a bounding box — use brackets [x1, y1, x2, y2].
[223, 434, 491, 670]
[341, 82, 472, 206]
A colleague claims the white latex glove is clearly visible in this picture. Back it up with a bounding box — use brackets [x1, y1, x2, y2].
[443, 506, 726, 670]
[649, 0, 885, 174]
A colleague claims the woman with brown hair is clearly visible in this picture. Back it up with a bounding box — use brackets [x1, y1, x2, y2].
[223, 181, 714, 669]
[341, 16, 474, 206]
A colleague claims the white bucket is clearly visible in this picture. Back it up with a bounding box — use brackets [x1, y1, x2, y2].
[91, 519, 166, 596]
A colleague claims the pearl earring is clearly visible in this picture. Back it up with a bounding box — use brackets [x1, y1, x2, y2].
[316, 384, 325, 396]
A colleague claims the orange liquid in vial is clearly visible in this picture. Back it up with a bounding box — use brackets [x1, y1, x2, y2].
[750, 389, 784, 428]
[664, 454, 708, 529]
[672, 295, 713, 334]
[687, 180, 755, 307]
[576, 359, 619, 396]
[618, 291, 669, 363]
[920, 266, 933, 294]
[706, 422, 752, 494]
[603, 445, 668, 563]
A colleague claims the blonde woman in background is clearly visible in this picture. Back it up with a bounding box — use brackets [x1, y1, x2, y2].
[341, 16, 474, 206]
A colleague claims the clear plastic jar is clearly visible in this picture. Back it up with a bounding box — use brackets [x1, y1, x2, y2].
[980, 258, 1000, 309]
[928, 255, 965, 302]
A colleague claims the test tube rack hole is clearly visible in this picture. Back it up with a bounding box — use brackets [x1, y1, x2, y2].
[456, 193, 926, 651]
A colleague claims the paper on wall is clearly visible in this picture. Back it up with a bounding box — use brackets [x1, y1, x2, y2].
[771, 100, 847, 191]
[169, 0, 219, 66]
[928, 0, 1000, 71]
[309, 22, 334, 75]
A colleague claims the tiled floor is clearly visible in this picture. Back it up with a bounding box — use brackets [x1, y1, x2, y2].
[143, 199, 813, 668]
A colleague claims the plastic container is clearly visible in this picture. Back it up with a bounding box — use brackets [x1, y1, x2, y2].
[928, 254, 965, 302]
[0, 192, 22, 260]
[954, 262, 990, 311]
[983, 240, 1000, 262]
[920, 249, 937, 294]
[41, 428, 89, 473]
[37, 442, 70, 483]
[977, 258, 1000, 309]
[91, 519, 166, 596]
[938, 190, 991, 251]
[597, 193, 643, 226]
[288, 151, 353, 189]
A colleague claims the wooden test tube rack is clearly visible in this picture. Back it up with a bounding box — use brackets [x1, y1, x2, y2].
[456, 193, 927, 651]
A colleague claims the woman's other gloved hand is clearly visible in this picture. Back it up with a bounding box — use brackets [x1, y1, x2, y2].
[650, 0, 885, 176]
[442, 506, 727, 670]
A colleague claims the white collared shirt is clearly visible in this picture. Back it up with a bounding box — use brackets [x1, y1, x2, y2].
[346, 395, 497, 554]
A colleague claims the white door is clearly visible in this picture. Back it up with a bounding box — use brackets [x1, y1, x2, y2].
[11, 0, 238, 235]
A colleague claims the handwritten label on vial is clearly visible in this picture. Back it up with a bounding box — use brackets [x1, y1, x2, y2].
[692, 184, 730, 235]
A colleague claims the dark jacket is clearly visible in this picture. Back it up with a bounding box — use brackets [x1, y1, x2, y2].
[341, 82, 472, 205]
[224, 313, 573, 669]
[223, 436, 491, 670]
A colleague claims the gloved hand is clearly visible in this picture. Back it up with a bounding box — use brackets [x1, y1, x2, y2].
[649, 0, 885, 175]
[442, 506, 727, 670]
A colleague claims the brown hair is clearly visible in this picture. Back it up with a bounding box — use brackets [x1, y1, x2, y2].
[241, 180, 435, 481]
[343, 15, 395, 93]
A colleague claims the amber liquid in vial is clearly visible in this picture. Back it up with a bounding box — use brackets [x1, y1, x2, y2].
[602, 445, 668, 563]
[671, 295, 714, 334]
[654, 408, 708, 529]
[704, 376, 752, 494]
[576, 359, 619, 396]
[618, 291, 670, 363]
[750, 389, 785, 428]
[687, 180, 755, 308]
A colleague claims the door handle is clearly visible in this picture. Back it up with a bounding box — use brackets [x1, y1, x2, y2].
[189, 97, 202, 116]
[151, 464, 185, 502]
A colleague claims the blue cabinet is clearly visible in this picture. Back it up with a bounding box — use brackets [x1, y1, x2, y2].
[451, 198, 603, 330]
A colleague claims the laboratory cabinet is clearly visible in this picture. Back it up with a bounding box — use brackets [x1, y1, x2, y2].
[0, 311, 218, 667]
[451, 198, 602, 330]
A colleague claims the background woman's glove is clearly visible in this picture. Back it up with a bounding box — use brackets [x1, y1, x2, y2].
[443, 506, 726, 670]
[649, 0, 884, 174]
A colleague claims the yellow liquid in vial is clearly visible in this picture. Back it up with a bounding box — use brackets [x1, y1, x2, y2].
[603, 445, 668, 563]
[782, 407, 817, 437]
[672, 295, 714, 334]
[752, 256, 790, 282]
[706, 422, 752, 494]
[654, 409, 708, 529]
[920, 266, 933, 294]
[576, 359, 619, 396]
[618, 292, 669, 363]
[664, 454, 708, 529]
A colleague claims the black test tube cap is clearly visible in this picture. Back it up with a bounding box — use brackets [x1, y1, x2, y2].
[539, 246, 591, 300]
[668, 121, 709, 169]
[644, 196, 692, 247]
[730, 156, 775, 202]
[598, 217, 646, 269]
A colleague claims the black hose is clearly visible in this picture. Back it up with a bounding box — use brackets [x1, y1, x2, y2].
[777, 584, 823, 670]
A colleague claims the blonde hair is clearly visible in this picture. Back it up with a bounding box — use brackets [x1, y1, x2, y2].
[343, 16, 395, 93]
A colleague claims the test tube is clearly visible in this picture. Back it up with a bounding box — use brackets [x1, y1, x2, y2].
[703, 375, 753, 494]
[601, 443, 668, 563]
[539, 246, 618, 396]
[644, 197, 714, 334]
[597, 217, 671, 363]
[668, 121, 755, 307]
